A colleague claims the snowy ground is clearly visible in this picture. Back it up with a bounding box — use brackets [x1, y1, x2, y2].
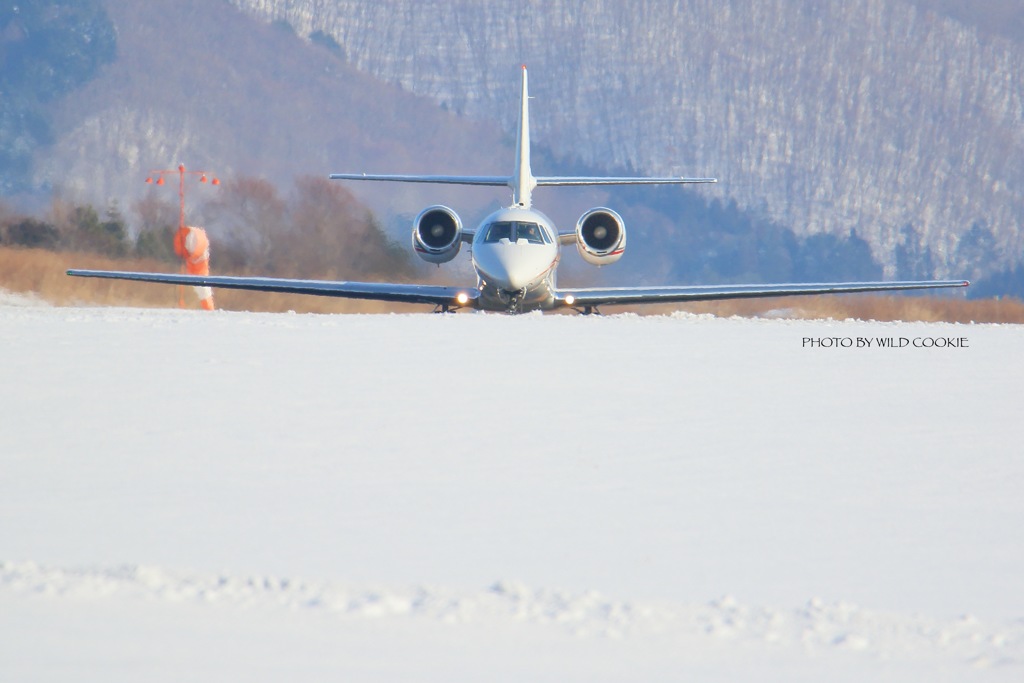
[1, 302, 1022, 681]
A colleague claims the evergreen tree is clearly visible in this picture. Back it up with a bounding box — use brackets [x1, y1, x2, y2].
[5, 217, 60, 248]
[64, 202, 128, 255]
[135, 227, 178, 263]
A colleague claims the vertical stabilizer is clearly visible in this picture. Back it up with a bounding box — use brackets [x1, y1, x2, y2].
[328, 67, 717, 193]
[513, 66, 537, 208]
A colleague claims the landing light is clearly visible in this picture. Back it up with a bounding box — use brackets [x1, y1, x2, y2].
[456, 292, 469, 305]
[564, 295, 575, 306]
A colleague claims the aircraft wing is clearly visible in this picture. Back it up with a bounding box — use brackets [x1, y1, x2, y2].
[66, 270, 480, 307]
[554, 280, 970, 306]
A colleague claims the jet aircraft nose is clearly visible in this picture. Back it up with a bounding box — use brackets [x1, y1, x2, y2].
[486, 248, 528, 290]
[475, 241, 553, 291]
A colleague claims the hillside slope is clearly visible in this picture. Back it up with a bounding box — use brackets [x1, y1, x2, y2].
[31, 0, 513, 224]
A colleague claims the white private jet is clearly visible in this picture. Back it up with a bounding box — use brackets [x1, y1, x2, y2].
[69, 67, 968, 313]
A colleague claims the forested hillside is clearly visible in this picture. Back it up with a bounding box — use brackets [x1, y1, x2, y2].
[0, 1, 115, 194]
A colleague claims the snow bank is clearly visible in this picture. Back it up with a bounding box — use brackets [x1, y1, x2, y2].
[3, 560, 1021, 658]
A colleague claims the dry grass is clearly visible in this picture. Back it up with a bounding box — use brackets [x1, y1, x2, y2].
[0, 247, 413, 314]
[2, 246, 1022, 322]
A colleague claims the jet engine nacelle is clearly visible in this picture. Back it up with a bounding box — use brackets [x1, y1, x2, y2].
[412, 205, 463, 264]
[576, 208, 626, 266]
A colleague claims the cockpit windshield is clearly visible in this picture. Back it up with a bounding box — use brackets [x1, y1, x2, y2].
[484, 222, 512, 242]
[516, 222, 543, 244]
[483, 221, 548, 244]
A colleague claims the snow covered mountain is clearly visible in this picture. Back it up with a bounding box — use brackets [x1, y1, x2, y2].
[226, 0, 1024, 279]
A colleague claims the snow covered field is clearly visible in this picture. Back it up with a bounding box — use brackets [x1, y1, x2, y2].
[1, 301, 1022, 681]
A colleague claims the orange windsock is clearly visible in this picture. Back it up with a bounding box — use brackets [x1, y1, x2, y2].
[174, 226, 215, 310]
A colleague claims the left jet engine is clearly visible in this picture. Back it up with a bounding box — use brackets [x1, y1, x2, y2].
[412, 205, 463, 264]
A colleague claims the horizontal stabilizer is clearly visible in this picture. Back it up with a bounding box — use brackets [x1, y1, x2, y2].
[329, 173, 508, 186]
[329, 174, 717, 188]
[535, 176, 717, 186]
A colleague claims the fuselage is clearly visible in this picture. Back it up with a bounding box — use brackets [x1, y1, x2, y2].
[471, 206, 560, 312]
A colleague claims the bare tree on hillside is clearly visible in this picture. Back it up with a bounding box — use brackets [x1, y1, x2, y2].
[285, 176, 413, 279]
[203, 176, 287, 272]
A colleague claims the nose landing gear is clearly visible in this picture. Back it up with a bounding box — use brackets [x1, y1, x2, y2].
[503, 288, 527, 314]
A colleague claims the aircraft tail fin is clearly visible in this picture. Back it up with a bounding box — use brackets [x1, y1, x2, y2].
[330, 67, 717, 199]
[513, 65, 537, 208]
[509, 66, 717, 196]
